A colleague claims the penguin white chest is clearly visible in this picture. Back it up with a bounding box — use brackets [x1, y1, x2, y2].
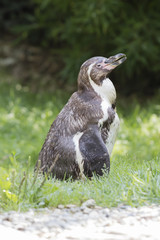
[87, 64, 119, 156]
[99, 98, 120, 156]
[106, 113, 120, 156]
[98, 98, 110, 128]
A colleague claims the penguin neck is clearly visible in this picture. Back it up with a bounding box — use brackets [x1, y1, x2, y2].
[87, 65, 116, 105]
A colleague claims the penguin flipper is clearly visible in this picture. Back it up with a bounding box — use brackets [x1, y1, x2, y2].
[79, 124, 110, 178]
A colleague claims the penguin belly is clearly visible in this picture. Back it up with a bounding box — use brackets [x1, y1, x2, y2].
[100, 107, 120, 156]
[105, 112, 120, 156]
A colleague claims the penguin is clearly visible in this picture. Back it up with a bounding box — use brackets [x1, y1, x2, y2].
[35, 53, 127, 180]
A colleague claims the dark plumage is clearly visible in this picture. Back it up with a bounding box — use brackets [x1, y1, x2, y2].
[35, 53, 127, 179]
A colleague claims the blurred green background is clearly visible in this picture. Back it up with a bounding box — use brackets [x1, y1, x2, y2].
[0, 0, 160, 95]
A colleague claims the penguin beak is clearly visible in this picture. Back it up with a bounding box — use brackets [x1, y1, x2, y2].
[103, 53, 127, 70]
[111, 53, 127, 65]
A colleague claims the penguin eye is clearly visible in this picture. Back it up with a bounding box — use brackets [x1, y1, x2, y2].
[97, 64, 101, 68]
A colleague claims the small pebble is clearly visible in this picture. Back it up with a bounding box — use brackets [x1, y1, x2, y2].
[83, 207, 92, 214]
[58, 204, 64, 209]
[65, 204, 77, 208]
[81, 199, 96, 208]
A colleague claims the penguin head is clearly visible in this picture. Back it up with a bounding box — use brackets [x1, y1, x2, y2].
[78, 53, 126, 90]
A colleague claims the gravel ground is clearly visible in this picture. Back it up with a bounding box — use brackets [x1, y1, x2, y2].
[0, 200, 160, 240]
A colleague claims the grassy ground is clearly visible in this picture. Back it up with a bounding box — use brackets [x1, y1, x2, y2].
[0, 74, 160, 212]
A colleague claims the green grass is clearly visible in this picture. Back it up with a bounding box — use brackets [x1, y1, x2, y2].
[0, 74, 160, 212]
